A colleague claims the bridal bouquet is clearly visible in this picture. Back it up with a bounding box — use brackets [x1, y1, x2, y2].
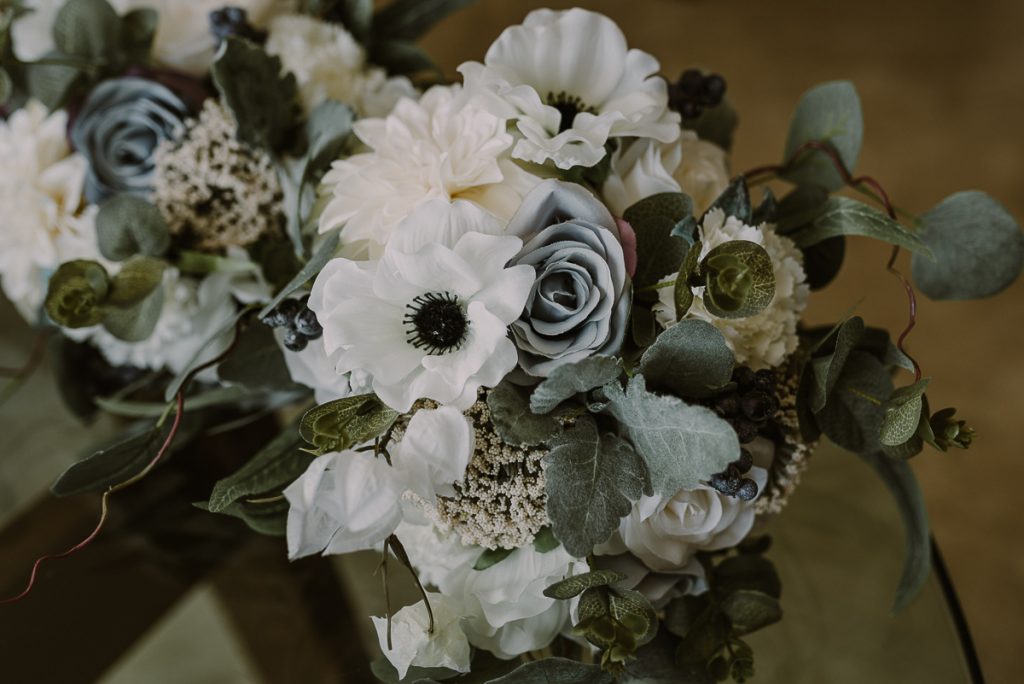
[3, 2, 1022, 682]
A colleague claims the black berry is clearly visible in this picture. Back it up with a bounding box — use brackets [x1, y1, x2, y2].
[736, 478, 759, 501]
[702, 74, 726, 103]
[283, 327, 308, 352]
[294, 308, 322, 337]
[735, 449, 753, 474]
[678, 69, 704, 95]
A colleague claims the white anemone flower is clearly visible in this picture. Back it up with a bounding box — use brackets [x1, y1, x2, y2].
[309, 201, 534, 412]
[318, 85, 539, 259]
[458, 8, 680, 170]
[284, 406, 474, 558]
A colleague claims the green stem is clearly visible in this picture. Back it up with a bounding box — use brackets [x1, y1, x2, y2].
[636, 279, 676, 294]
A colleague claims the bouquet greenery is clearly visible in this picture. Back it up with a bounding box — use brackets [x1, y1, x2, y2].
[1, 1, 1020, 682]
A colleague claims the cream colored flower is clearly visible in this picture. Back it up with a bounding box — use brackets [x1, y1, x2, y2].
[675, 131, 731, 215]
[372, 594, 472, 679]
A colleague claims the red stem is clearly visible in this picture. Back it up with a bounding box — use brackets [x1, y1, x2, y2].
[742, 140, 921, 380]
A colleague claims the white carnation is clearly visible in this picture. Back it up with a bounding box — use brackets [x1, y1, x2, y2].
[654, 208, 809, 370]
[317, 85, 540, 259]
[0, 101, 100, 322]
[265, 14, 416, 117]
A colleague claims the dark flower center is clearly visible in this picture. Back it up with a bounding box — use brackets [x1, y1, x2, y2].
[404, 292, 468, 355]
[547, 91, 594, 134]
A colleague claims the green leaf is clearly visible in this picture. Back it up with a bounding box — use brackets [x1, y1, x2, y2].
[488, 381, 560, 446]
[330, 0, 373, 41]
[543, 569, 629, 600]
[24, 56, 82, 110]
[622, 193, 693, 289]
[212, 37, 300, 152]
[372, 0, 475, 42]
[808, 316, 865, 412]
[530, 356, 621, 414]
[299, 393, 398, 454]
[683, 98, 738, 151]
[44, 259, 110, 328]
[473, 547, 513, 571]
[53, 0, 120, 60]
[487, 658, 613, 684]
[96, 386, 254, 418]
[720, 590, 782, 636]
[815, 351, 894, 454]
[783, 80, 863, 191]
[714, 554, 782, 599]
[857, 451, 931, 611]
[630, 304, 657, 348]
[164, 308, 249, 401]
[912, 190, 1024, 300]
[576, 587, 608, 622]
[608, 588, 658, 644]
[95, 195, 170, 260]
[177, 250, 260, 276]
[880, 379, 930, 447]
[196, 497, 290, 536]
[102, 256, 167, 342]
[640, 319, 734, 399]
[0, 67, 12, 104]
[603, 375, 740, 496]
[543, 416, 650, 558]
[751, 188, 778, 225]
[217, 323, 298, 392]
[369, 40, 440, 77]
[119, 8, 157, 63]
[802, 236, 846, 290]
[672, 240, 702, 320]
[258, 231, 340, 318]
[790, 197, 928, 254]
[700, 240, 776, 319]
[532, 527, 560, 553]
[208, 427, 312, 512]
[775, 184, 830, 235]
[703, 176, 751, 224]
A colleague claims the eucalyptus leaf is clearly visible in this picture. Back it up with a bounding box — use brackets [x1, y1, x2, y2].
[603, 375, 740, 496]
[488, 381, 560, 446]
[196, 497, 289, 536]
[543, 569, 629, 600]
[544, 416, 650, 558]
[720, 590, 782, 636]
[532, 527, 560, 553]
[751, 188, 778, 225]
[802, 236, 846, 290]
[96, 385, 254, 418]
[53, 0, 120, 60]
[857, 450, 931, 611]
[24, 56, 82, 109]
[369, 40, 440, 77]
[0, 68, 12, 104]
[700, 240, 776, 319]
[119, 8, 157, 62]
[102, 256, 167, 342]
[473, 547, 513, 571]
[299, 393, 398, 454]
[217, 323, 298, 392]
[487, 659, 613, 684]
[529, 356, 621, 414]
[672, 240, 702, 320]
[51, 421, 170, 496]
[330, 0, 373, 40]
[95, 195, 170, 260]
[258, 231, 340, 318]
[809, 316, 865, 412]
[639, 319, 734, 399]
[212, 37, 300, 152]
[372, 0, 476, 42]
[880, 379, 930, 447]
[630, 304, 658, 348]
[703, 176, 751, 224]
[623, 193, 693, 289]
[790, 197, 928, 254]
[775, 184, 830, 235]
[208, 427, 312, 513]
[714, 554, 782, 599]
[608, 588, 659, 644]
[783, 80, 863, 190]
[912, 190, 1024, 300]
[815, 350, 894, 454]
[44, 259, 110, 328]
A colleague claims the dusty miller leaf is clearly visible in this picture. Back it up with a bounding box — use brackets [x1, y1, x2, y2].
[544, 416, 650, 558]
[530, 356, 621, 414]
[603, 375, 740, 496]
[639, 319, 734, 399]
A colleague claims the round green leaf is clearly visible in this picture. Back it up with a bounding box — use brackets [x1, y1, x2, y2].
[640, 319, 734, 399]
[96, 195, 170, 260]
[44, 259, 110, 328]
[543, 569, 628, 600]
[912, 191, 1024, 300]
[880, 379, 930, 447]
[701, 240, 775, 319]
[782, 80, 863, 191]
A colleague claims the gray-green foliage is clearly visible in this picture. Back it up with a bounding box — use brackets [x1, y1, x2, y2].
[787, 196, 928, 254]
[700, 240, 776, 319]
[703, 176, 752, 224]
[486, 659, 614, 684]
[544, 416, 650, 558]
[101, 256, 166, 341]
[195, 497, 290, 536]
[544, 569, 628, 600]
[672, 240, 702, 319]
[259, 232, 340, 318]
[622, 193, 693, 289]
[912, 190, 1024, 300]
[207, 426, 312, 513]
[212, 37, 300, 152]
[217, 323, 299, 392]
[783, 80, 863, 190]
[96, 195, 170, 260]
[603, 375, 740, 496]
[299, 394, 398, 455]
[487, 381, 560, 446]
[808, 315, 865, 412]
[639, 319, 734, 399]
[44, 260, 110, 328]
[814, 351, 893, 454]
[51, 421, 172, 496]
[529, 356, 621, 414]
[880, 379, 930, 447]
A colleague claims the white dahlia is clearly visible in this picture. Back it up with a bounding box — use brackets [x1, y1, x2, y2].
[458, 8, 680, 170]
[318, 85, 539, 259]
[0, 101, 99, 322]
[655, 209, 810, 370]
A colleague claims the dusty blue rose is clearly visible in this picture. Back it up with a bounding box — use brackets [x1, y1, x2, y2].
[508, 180, 631, 377]
[71, 77, 188, 203]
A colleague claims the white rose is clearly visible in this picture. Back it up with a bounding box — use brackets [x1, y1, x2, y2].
[674, 131, 731, 215]
[597, 466, 768, 573]
[372, 594, 471, 680]
[602, 138, 683, 217]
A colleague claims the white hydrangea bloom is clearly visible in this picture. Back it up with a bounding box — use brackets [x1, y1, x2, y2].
[264, 14, 416, 117]
[654, 209, 809, 370]
[0, 101, 100, 322]
[318, 85, 540, 259]
[458, 8, 680, 170]
[372, 594, 472, 680]
[66, 269, 237, 374]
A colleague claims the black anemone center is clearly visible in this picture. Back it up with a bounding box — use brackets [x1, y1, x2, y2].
[404, 292, 468, 355]
[547, 91, 593, 133]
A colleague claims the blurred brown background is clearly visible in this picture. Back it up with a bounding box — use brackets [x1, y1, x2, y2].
[422, 0, 1024, 679]
[430, 0, 1024, 678]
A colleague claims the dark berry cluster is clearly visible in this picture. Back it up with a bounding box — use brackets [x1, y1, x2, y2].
[669, 69, 727, 119]
[262, 296, 323, 352]
[209, 7, 266, 46]
[709, 449, 759, 501]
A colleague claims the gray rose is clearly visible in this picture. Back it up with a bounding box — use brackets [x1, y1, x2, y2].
[509, 180, 631, 377]
[71, 77, 188, 203]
